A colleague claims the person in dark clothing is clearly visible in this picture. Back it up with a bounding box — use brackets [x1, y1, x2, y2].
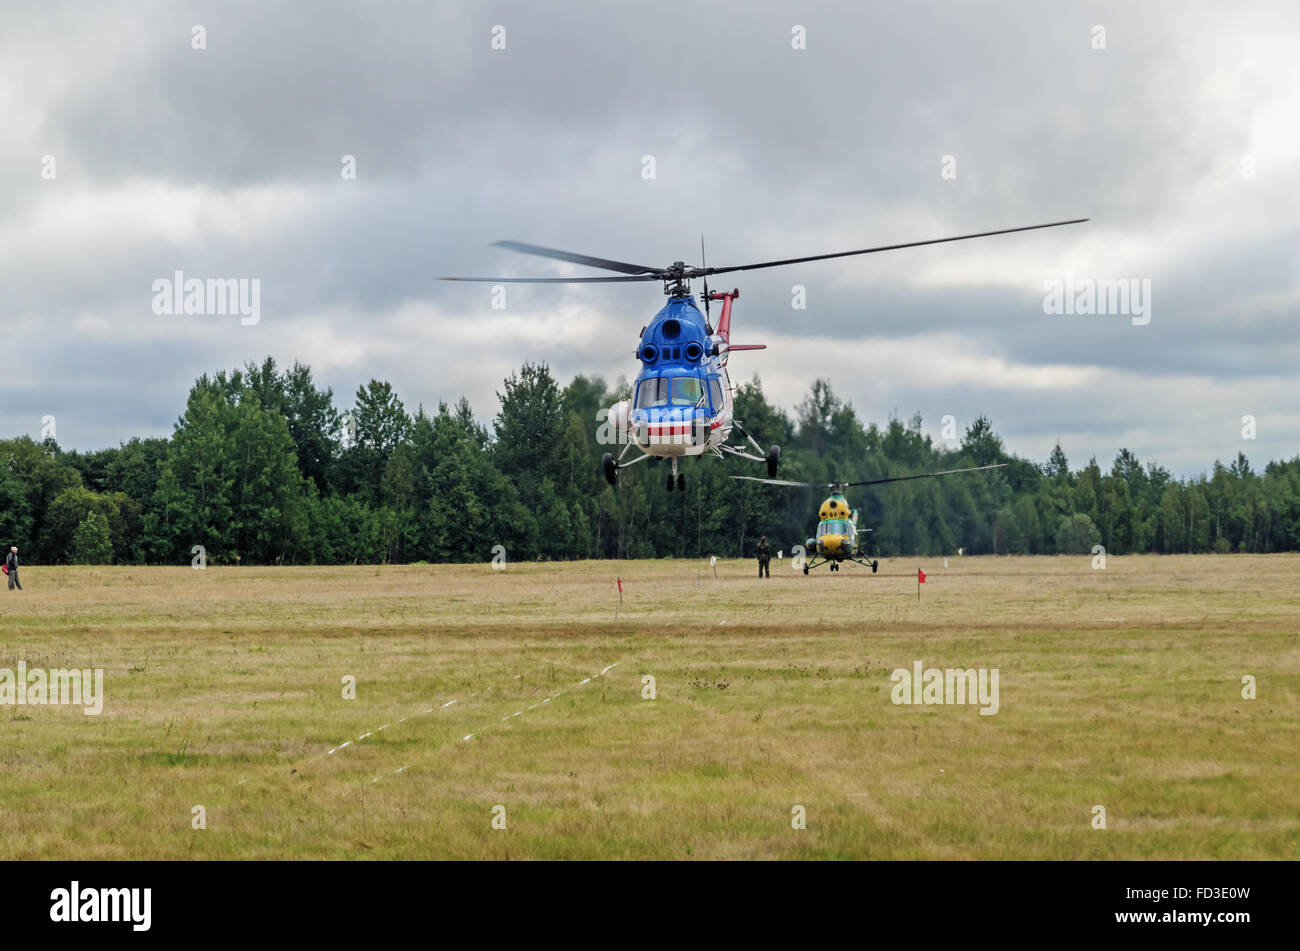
[6, 547, 21, 591]
[756, 535, 771, 578]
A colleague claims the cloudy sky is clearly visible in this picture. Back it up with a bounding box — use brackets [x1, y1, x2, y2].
[2, 0, 1297, 476]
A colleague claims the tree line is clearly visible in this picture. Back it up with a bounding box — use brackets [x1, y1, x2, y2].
[2, 356, 1298, 565]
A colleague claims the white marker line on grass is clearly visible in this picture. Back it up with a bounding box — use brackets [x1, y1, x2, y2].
[317, 676, 526, 758]
[368, 662, 620, 785]
[233, 667, 554, 788]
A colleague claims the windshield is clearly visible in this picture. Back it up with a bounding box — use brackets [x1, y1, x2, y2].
[673, 377, 704, 405]
[634, 378, 669, 408]
[636, 376, 707, 408]
[817, 519, 852, 537]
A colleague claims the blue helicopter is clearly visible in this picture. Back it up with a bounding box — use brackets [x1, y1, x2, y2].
[443, 219, 1086, 491]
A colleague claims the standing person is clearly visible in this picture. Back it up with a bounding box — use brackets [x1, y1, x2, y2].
[756, 535, 770, 579]
[6, 546, 21, 591]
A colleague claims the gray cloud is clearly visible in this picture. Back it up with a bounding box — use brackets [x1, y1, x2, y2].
[1, 0, 1297, 477]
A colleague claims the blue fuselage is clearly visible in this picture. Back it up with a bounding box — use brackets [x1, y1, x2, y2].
[630, 295, 731, 455]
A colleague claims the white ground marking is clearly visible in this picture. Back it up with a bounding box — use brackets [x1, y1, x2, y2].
[234, 665, 561, 788]
[368, 662, 621, 785]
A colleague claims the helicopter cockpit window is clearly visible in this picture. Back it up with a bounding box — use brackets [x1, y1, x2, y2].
[708, 378, 724, 410]
[672, 377, 705, 405]
[817, 519, 852, 537]
[634, 378, 670, 408]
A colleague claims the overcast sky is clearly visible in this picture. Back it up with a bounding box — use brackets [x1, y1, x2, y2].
[2, 0, 1297, 477]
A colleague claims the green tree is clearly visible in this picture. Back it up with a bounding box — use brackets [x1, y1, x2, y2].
[40, 486, 120, 564]
[335, 380, 411, 502]
[227, 398, 308, 563]
[493, 362, 565, 487]
[1055, 513, 1101, 554]
[963, 416, 1006, 467]
[0, 436, 82, 558]
[153, 384, 236, 562]
[11, 358, 1300, 566]
[1045, 442, 1070, 482]
[71, 511, 113, 565]
[152, 380, 306, 564]
[241, 357, 342, 492]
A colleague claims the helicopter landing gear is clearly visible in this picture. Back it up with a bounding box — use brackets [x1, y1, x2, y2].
[871, 560, 879, 573]
[802, 565, 809, 575]
[666, 457, 683, 492]
[766, 445, 781, 478]
[830, 562, 839, 572]
[602, 452, 618, 486]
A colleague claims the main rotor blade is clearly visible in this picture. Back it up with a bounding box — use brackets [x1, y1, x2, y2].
[846, 463, 1007, 488]
[440, 274, 660, 284]
[733, 463, 1007, 491]
[702, 219, 1088, 276]
[730, 476, 825, 488]
[491, 240, 662, 276]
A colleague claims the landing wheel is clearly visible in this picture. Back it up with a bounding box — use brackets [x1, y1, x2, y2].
[871, 560, 879, 573]
[802, 566, 809, 575]
[766, 445, 781, 478]
[601, 452, 618, 487]
[677, 473, 685, 492]
[666, 474, 674, 492]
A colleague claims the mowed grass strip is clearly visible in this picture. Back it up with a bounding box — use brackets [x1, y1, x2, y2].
[0, 555, 1296, 859]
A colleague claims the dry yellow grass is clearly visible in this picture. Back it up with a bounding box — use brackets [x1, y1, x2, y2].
[0, 554, 1296, 859]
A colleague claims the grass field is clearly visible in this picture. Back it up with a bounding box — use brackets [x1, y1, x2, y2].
[0, 554, 1296, 860]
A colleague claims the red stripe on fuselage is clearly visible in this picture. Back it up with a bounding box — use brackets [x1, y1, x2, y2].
[646, 419, 724, 435]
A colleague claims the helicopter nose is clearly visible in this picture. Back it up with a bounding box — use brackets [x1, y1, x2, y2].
[820, 534, 846, 554]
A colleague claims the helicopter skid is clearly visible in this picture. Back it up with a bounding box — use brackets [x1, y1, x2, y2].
[801, 554, 879, 574]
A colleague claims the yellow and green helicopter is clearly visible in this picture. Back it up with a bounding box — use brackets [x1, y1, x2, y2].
[734, 464, 1005, 573]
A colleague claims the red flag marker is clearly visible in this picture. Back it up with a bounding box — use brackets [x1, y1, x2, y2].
[917, 568, 926, 601]
[617, 577, 623, 593]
